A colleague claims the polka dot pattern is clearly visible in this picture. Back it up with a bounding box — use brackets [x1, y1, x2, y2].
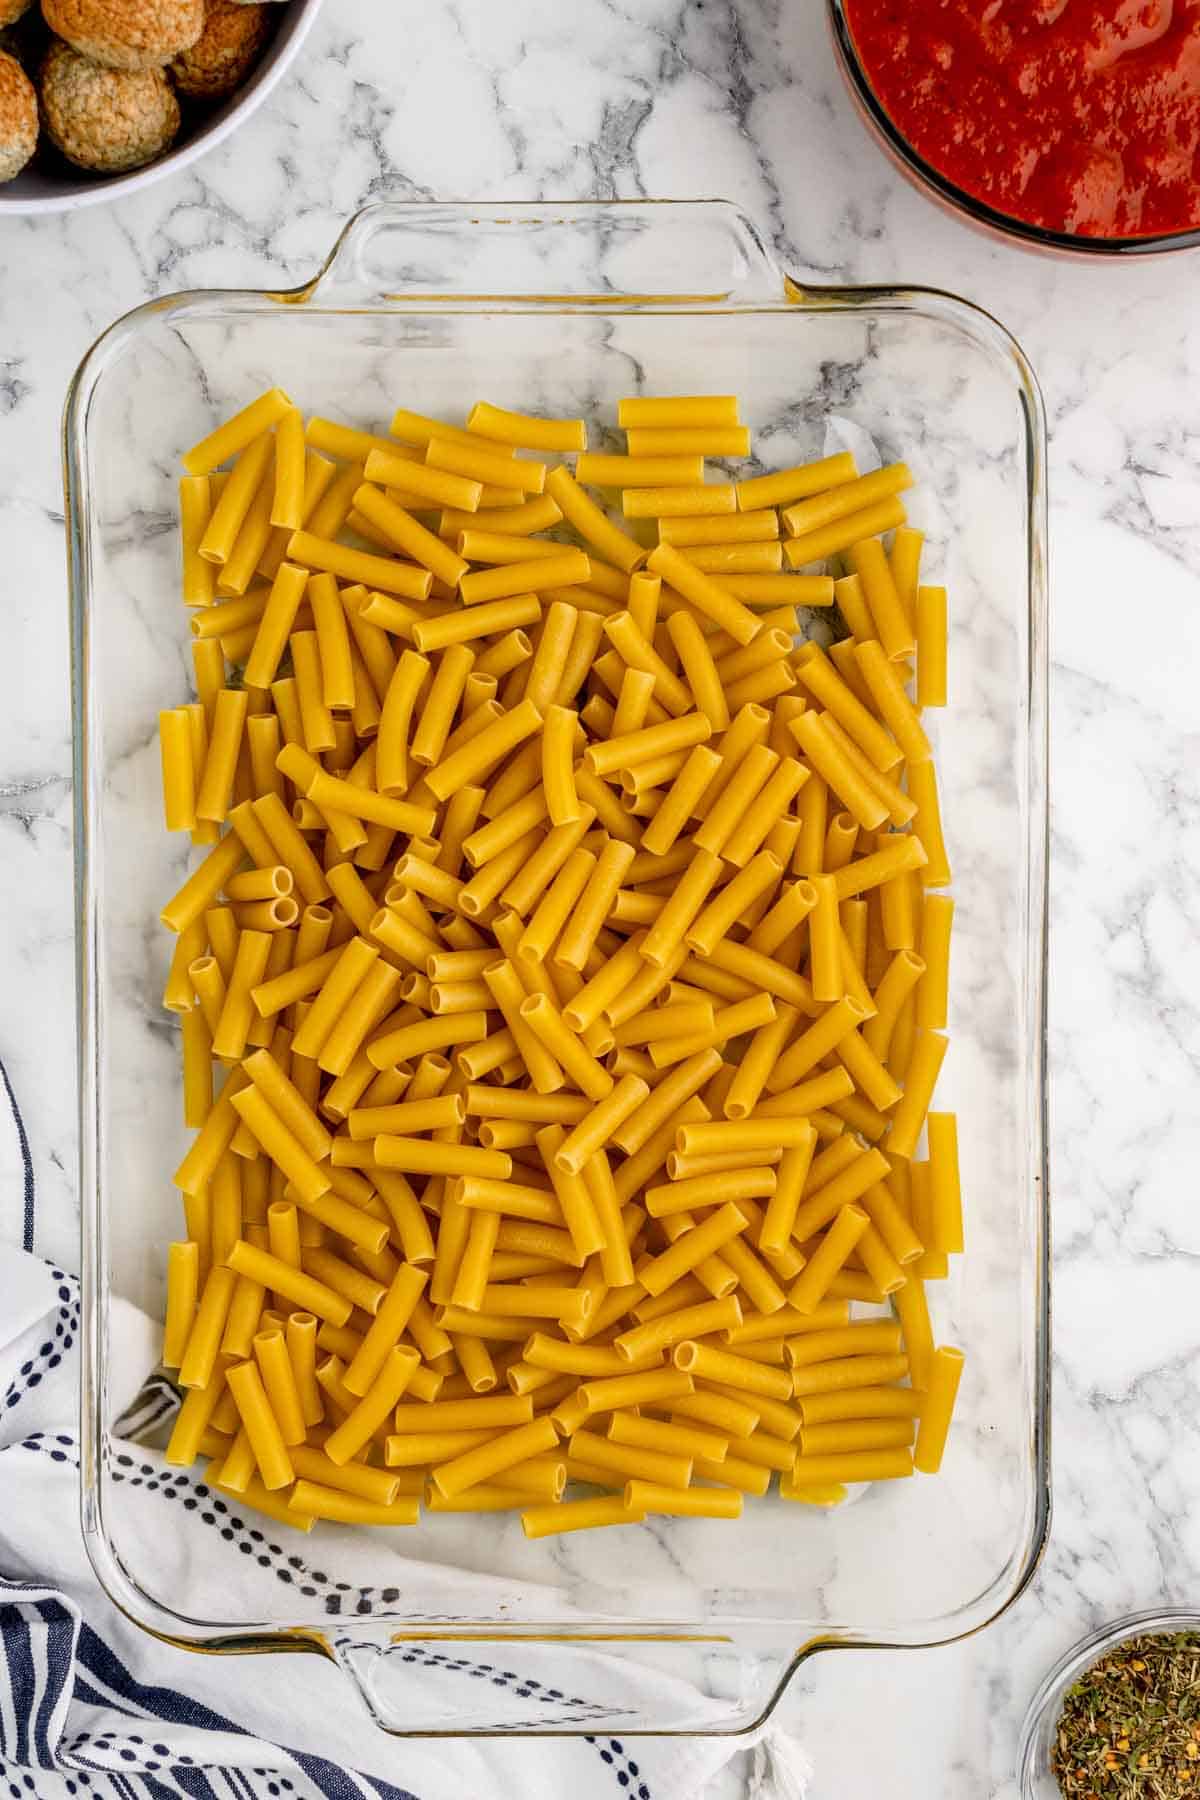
[3, 1269, 77, 1417]
[2, 1263, 658, 1797]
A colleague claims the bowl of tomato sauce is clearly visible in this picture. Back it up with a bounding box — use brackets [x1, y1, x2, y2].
[828, 0, 1200, 255]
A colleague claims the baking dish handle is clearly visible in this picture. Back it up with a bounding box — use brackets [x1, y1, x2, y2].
[299, 200, 786, 307]
[326, 1620, 807, 1735]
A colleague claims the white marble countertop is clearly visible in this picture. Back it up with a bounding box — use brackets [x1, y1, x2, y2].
[2, 2, 1199, 1795]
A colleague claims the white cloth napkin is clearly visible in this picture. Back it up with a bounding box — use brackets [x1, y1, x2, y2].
[0, 1071, 810, 1800]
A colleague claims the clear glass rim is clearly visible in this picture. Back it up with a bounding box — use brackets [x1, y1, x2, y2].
[1019, 1607, 1200, 1792]
[64, 199, 1052, 1706]
[826, 0, 1200, 259]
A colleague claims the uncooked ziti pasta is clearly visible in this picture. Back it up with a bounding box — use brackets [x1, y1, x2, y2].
[158, 387, 964, 1535]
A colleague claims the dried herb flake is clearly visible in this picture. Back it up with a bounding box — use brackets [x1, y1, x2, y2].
[1052, 1631, 1200, 1797]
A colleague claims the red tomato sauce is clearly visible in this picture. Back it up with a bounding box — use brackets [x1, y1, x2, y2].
[843, 1, 1200, 238]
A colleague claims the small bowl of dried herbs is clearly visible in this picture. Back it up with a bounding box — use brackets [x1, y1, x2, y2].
[1021, 1611, 1200, 1797]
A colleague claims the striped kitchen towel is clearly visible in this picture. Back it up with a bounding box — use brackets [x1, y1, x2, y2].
[0, 1067, 810, 1800]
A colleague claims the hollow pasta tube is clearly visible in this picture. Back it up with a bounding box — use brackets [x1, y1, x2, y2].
[854, 639, 932, 764]
[252, 1329, 307, 1445]
[863, 949, 926, 1062]
[793, 642, 900, 771]
[913, 1347, 964, 1474]
[783, 499, 908, 569]
[199, 434, 276, 567]
[647, 543, 759, 646]
[885, 1030, 948, 1159]
[431, 1415, 559, 1500]
[322, 1345, 420, 1465]
[613, 1295, 741, 1364]
[184, 388, 293, 477]
[786, 1206, 870, 1316]
[180, 476, 216, 606]
[782, 463, 912, 539]
[785, 1449, 913, 1487]
[521, 1496, 643, 1537]
[162, 1241, 200, 1368]
[735, 451, 857, 514]
[226, 1360, 293, 1490]
[916, 585, 948, 707]
[226, 1240, 352, 1326]
[286, 1313, 323, 1426]
[906, 759, 951, 889]
[926, 1112, 963, 1254]
[916, 896, 953, 1029]
[843, 540, 914, 661]
[553, 1075, 650, 1175]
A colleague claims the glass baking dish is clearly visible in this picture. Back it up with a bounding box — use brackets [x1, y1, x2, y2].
[66, 200, 1049, 1738]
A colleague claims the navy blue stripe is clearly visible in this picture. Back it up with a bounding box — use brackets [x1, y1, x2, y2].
[32, 1597, 76, 1768]
[76, 1626, 419, 1800]
[72, 1675, 128, 1713]
[0, 1054, 36, 1252]
[67, 1699, 211, 1800]
[171, 1769, 225, 1800]
[142, 1776, 186, 1800]
[72, 1676, 143, 1722]
[224, 1765, 257, 1800]
[77, 1627, 256, 1736]
[361, 1781, 417, 1800]
[77, 1634, 255, 1742]
[1, 1605, 37, 1766]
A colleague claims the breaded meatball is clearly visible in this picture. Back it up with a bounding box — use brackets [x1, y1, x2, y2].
[41, 0, 202, 69]
[170, 0, 266, 99]
[0, 47, 36, 179]
[0, 0, 34, 29]
[40, 39, 179, 171]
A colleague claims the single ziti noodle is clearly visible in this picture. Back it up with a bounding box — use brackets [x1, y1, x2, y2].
[159, 388, 964, 1536]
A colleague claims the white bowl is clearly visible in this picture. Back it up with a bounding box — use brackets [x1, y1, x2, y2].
[0, 0, 322, 215]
